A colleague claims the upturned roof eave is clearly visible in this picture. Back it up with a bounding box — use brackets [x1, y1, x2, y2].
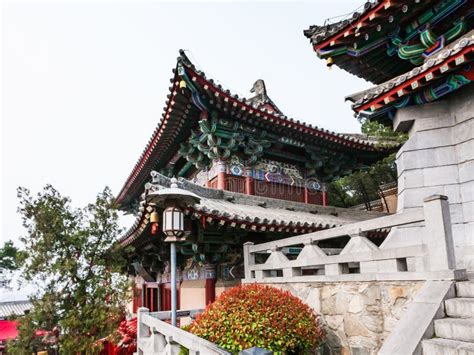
[349, 34, 474, 118]
[116, 51, 392, 208]
[118, 173, 388, 247]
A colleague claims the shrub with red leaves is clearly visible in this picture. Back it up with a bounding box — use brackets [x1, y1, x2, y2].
[115, 317, 137, 353]
[187, 284, 325, 353]
[99, 318, 137, 355]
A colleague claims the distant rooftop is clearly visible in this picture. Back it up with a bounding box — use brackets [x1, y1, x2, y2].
[0, 300, 32, 319]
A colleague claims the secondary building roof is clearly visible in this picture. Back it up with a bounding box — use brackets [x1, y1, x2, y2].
[119, 172, 386, 247]
[304, 0, 472, 84]
[0, 300, 32, 319]
[347, 33, 474, 122]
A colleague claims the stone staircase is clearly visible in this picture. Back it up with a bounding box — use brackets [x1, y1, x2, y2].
[422, 281, 474, 354]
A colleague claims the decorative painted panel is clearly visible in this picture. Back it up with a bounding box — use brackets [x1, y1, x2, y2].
[225, 158, 322, 191]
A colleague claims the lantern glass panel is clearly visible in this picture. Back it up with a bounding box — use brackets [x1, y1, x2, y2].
[173, 211, 182, 230]
[162, 206, 184, 237]
[163, 210, 167, 230]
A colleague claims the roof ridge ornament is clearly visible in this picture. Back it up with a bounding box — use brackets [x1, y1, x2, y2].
[246, 79, 284, 115]
[250, 79, 267, 97]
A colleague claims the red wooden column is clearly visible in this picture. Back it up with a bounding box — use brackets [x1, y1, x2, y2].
[150, 286, 155, 312]
[244, 167, 254, 195]
[322, 183, 329, 206]
[205, 169, 211, 188]
[204, 264, 216, 305]
[304, 187, 310, 204]
[140, 284, 145, 309]
[216, 161, 227, 191]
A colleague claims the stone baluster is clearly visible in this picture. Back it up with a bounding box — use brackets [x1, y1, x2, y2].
[297, 240, 326, 263]
[265, 246, 289, 266]
[325, 263, 347, 275]
[423, 195, 456, 271]
[137, 307, 150, 352]
[165, 335, 181, 354]
[243, 242, 255, 280]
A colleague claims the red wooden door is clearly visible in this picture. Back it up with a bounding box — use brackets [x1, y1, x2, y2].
[143, 283, 159, 312]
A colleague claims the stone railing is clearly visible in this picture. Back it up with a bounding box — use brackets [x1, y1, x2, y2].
[243, 195, 465, 283]
[137, 307, 230, 355]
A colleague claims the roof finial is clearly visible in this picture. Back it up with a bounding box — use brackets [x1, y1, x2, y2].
[246, 79, 283, 115]
[250, 79, 267, 96]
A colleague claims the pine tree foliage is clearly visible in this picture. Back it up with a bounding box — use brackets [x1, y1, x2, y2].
[9, 185, 131, 353]
[0, 241, 22, 288]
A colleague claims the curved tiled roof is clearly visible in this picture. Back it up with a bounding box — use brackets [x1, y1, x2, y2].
[116, 50, 392, 207]
[304, 0, 385, 45]
[179, 51, 383, 148]
[304, 0, 436, 49]
[303, 0, 471, 84]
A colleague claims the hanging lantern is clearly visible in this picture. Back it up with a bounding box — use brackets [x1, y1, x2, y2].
[162, 205, 185, 238]
[150, 211, 159, 223]
[179, 80, 187, 90]
[326, 57, 334, 68]
[146, 177, 200, 241]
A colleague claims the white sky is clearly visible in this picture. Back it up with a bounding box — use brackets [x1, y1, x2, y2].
[1, 0, 373, 256]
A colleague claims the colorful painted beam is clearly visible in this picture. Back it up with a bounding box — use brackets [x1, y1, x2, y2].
[354, 37, 473, 116]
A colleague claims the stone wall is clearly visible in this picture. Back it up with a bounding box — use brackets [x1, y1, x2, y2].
[383, 86, 474, 270]
[272, 281, 424, 355]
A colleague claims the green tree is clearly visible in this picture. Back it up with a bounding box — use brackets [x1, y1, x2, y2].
[359, 118, 407, 145]
[0, 240, 20, 270]
[0, 240, 23, 288]
[9, 185, 131, 354]
[328, 119, 406, 209]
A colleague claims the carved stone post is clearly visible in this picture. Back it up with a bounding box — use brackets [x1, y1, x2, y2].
[137, 307, 150, 352]
[243, 242, 255, 280]
[423, 195, 456, 271]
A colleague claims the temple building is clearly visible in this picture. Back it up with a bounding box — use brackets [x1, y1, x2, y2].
[117, 51, 395, 314]
[304, 0, 474, 269]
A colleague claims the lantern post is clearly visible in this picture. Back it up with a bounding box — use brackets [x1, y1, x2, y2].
[146, 177, 200, 327]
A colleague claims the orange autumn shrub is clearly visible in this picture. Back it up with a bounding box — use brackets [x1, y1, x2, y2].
[187, 284, 325, 353]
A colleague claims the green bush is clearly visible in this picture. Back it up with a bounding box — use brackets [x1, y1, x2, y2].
[187, 284, 325, 353]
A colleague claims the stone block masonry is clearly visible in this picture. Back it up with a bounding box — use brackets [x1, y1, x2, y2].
[384, 86, 474, 270]
[271, 281, 423, 355]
